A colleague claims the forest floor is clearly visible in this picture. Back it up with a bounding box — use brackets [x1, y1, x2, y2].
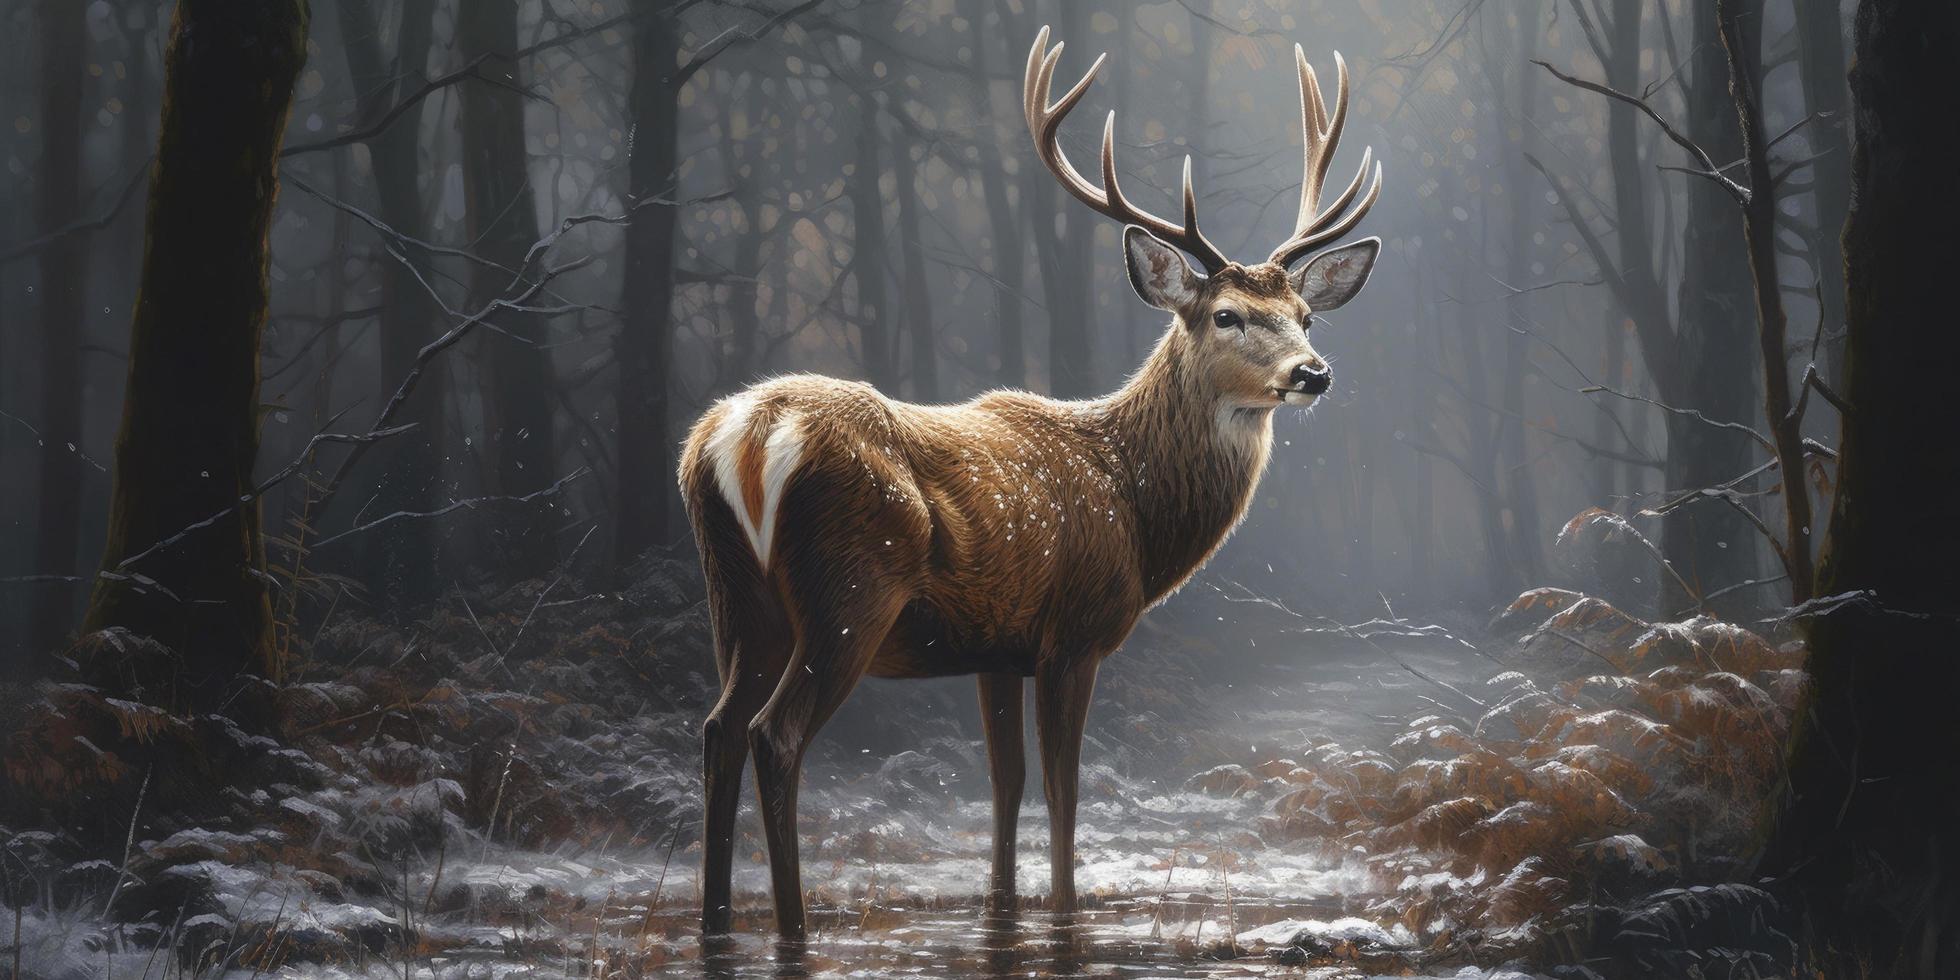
[2, 547, 1804, 978]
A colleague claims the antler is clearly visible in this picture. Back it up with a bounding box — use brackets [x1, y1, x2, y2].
[1267, 47, 1383, 269]
[1024, 26, 1230, 274]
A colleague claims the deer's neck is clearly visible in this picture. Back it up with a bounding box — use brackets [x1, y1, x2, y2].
[1093, 330, 1274, 603]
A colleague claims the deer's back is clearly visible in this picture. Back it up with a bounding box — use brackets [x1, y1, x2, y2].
[681, 375, 1149, 673]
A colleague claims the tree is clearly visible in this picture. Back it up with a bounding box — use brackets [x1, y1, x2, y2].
[1762, 1, 1960, 973]
[28, 0, 87, 652]
[458, 0, 558, 580]
[846, 94, 897, 390]
[1533, 0, 1763, 612]
[83, 0, 311, 698]
[1671, 0, 1767, 609]
[612, 0, 817, 571]
[1025, 0, 1096, 398]
[614, 3, 684, 570]
[335, 0, 442, 607]
[961, 0, 1028, 388]
[1793, 0, 1851, 381]
[891, 136, 938, 401]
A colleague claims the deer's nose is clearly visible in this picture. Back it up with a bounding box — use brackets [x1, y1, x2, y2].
[1290, 362, 1332, 395]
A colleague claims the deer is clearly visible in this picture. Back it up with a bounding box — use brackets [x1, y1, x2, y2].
[678, 27, 1384, 940]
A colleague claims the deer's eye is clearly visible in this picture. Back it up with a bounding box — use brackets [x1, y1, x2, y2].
[1213, 309, 1243, 330]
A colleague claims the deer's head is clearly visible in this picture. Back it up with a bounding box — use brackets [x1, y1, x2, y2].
[1026, 28, 1383, 409]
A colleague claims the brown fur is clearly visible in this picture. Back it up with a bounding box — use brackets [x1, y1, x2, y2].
[679, 265, 1336, 938]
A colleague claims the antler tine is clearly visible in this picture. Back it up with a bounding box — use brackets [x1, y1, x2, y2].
[1025, 27, 1228, 273]
[1181, 156, 1204, 248]
[1271, 49, 1381, 268]
[1270, 156, 1383, 268]
[1292, 46, 1349, 233]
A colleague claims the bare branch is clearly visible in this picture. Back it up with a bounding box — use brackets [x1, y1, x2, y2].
[283, 54, 505, 158]
[310, 468, 589, 549]
[1534, 58, 1750, 204]
[1579, 382, 1778, 454]
[0, 409, 109, 473]
[675, 0, 827, 86]
[110, 418, 418, 573]
[0, 159, 151, 265]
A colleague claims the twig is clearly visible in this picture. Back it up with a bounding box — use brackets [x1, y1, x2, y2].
[307, 468, 589, 549]
[107, 419, 416, 573]
[281, 55, 506, 158]
[0, 159, 152, 265]
[498, 522, 601, 659]
[479, 738, 520, 862]
[0, 408, 109, 473]
[102, 765, 152, 918]
[1671, 574, 1789, 619]
[1534, 58, 1749, 203]
[673, 0, 828, 85]
[1544, 627, 1622, 673]
[1579, 382, 1777, 454]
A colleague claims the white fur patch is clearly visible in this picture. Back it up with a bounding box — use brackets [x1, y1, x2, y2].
[755, 412, 805, 564]
[704, 392, 805, 567]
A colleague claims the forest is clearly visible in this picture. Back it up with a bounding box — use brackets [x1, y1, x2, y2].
[0, 0, 1956, 977]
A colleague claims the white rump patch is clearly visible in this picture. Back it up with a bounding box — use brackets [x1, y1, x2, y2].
[705, 392, 804, 567]
[755, 411, 805, 564]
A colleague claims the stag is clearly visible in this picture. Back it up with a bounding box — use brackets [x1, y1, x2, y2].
[679, 27, 1385, 938]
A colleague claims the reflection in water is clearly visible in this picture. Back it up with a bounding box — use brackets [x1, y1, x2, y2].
[771, 938, 810, 979]
[979, 908, 1021, 979]
[671, 904, 1302, 978]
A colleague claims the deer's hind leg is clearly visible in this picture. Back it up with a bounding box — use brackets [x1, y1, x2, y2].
[698, 542, 792, 936]
[747, 581, 910, 940]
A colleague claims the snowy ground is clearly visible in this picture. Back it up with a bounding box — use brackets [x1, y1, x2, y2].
[11, 593, 1531, 978]
[6, 547, 1808, 977]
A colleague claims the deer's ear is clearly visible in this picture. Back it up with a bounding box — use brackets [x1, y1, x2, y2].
[1290, 237, 1380, 312]
[1124, 226, 1203, 312]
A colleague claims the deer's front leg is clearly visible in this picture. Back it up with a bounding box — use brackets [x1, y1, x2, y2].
[977, 671, 1025, 907]
[1035, 657, 1100, 914]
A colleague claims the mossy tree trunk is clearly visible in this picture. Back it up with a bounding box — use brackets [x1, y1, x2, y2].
[1762, 2, 1960, 974]
[82, 0, 311, 696]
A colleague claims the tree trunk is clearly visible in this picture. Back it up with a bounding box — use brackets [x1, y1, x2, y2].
[848, 96, 896, 391]
[1499, 10, 1545, 585]
[614, 5, 682, 570]
[965, 3, 1027, 388]
[1031, 0, 1096, 398]
[29, 0, 88, 652]
[1669, 0, 1764, 611]
[891, 137, 937, 401]
[721, 81, 764, 389]
[83, 0, 310, 697]
[1718, 0, 1812, 604]
[1762, 2, 1960, 973]
[458, 0, 557, 580]
[337, 0, 441, 607]
[1793, 0, 1852, 383]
